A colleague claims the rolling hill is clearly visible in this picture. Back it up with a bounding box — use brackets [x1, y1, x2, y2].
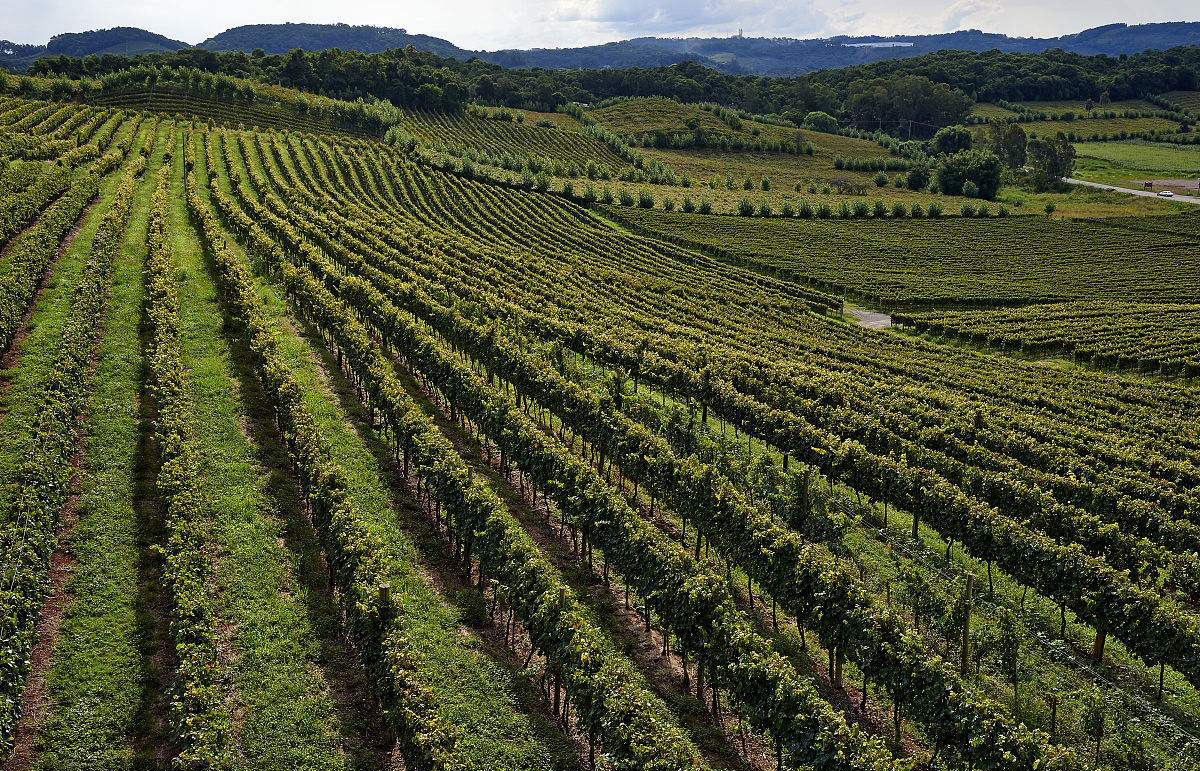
[3, 20, 1199, 75]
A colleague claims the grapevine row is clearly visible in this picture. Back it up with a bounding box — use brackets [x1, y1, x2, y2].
[208, 160, 901, 771]
[237, 149, 1073, 771]
[144, 160, 236, 767]
[0, 150, 142, 758]
[186, 157, 707, 771]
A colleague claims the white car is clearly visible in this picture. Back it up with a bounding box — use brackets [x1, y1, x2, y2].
[1158, 190, 1175, 197]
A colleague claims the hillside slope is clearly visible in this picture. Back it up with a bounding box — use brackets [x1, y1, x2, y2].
[0, 27, 186, 71]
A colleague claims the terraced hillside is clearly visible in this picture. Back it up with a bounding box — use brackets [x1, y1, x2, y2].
[2, 87, 1200, 771]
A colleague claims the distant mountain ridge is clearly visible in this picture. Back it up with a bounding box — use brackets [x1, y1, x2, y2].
[1, 26, 185, 71]
[197, 23, 472, 59]
[3, 21, 1199, 75]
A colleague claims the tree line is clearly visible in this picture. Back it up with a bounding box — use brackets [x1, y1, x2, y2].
[27, 45, 1200, 137]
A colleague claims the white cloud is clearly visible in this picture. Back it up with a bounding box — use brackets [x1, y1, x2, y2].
[939, 0, 1004, 32]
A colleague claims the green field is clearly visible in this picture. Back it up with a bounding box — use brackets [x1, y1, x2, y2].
[5, 72, 1200, 771]
[1073, 140, 1200, 193]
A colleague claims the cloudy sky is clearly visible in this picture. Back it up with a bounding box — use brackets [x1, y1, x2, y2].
[2, 0, 1196, 48]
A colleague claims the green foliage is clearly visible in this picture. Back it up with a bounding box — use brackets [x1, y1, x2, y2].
[933, 124, 974, 155]
[937, 149, 1003, 199]
[1027, 137, 1076, 191]
[803, 110, 838, 132]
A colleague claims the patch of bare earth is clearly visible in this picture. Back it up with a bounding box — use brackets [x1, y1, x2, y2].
[4, 432, 89, 771]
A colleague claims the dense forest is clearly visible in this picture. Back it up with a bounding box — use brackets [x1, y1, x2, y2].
[25, 43, 1200, 136]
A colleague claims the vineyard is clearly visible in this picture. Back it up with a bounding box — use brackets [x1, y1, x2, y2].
[602, 204, 1200, 307]
[1161, 92, 1200, 114]
[895, 302, 1200, 374]
[2, 81, 1200, 771]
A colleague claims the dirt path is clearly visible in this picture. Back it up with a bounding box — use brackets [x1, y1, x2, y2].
[848, 309, 892, 330]
[4, 438, 88, 771]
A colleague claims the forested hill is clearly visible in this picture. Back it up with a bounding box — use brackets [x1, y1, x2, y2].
[198, 23, 472, 59]
[0, 26, 186, 71]
[3, 20, 1199, 75]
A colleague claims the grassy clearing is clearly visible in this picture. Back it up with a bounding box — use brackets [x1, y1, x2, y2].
[1074, 141, 1200, 172]
[971, 103, 1020, 120]
[29, 119, 162, 770]
[588, 97, 795, 144]
[1071, 141, 1200, 194]
[207, 127, 581, 771]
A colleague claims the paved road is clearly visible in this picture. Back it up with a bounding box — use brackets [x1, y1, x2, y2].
[1065, 177, 1200, 204]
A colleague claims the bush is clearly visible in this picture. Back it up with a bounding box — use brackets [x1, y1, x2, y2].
[906, 165, 931, 191]
[932, 124, 973, 155]
[977, 204, 990, 218]
[808, 184, 818, 194]
[561, 180, 573, 197]
[1044, 202, 1056, 215]
[619, 189, 635, 206]
[662, 197, 675, 211]
[698, 199, 713, 214]
[682, 197, 696, 213]
[743, 178, 755, 190]
[928, 201, 943, 218]
[582, 185, 597, 203]
[798, 201, 814, 218]
[738, 198, 755, 216]
[937, 150, 1002, 199]
[960, 203, 977, 217]
[781, 202, 795, 217]
[761, 177, 771, 191]
[838, 202, 853, 219]
[637, 189, 655, 208]
[758, 202, 773, 217]
[874, 171, 889, 187]
[803, 111, 838, 132]
[852, 201, 869, 217]
[893, 176, 904, 188]
[997, 205, 1008, 217]
[910, 202, 925, 218]
[601, 187, 615, 204]
[817, 202, 833, 218]
[891, 201, 907, 218]
[872, 199, 887, 217]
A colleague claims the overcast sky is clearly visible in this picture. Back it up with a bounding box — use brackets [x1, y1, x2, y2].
[2, 0, 1196, 49]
